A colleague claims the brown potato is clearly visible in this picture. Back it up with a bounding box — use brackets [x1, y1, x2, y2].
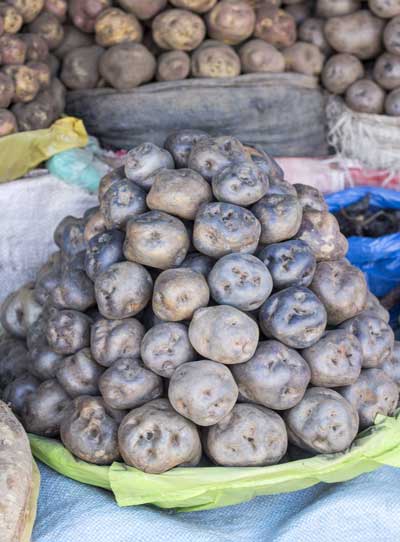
[147, 168, 212, 220]
[95, 8, 143, 47]
[345, 79, 385, 114]
[384, 16, 400, 56]
[374, 53, 400, 90]
[283, 42, 324, 75]
[321, 53, 364, 94]
[0, 109, 17, 136]
[28, 12, 64, 50]
[170, 0, 217, 12]
[54, 25, 93, 59]
[12, 92, 55, 131]
[153, 9, 206, 51]
[99, 43, 156, 90]
[206, 0, 256, 45]
[324, 11, 384, 60]
[369, 0, 400, 18]
[385, 88, 400, 116]
[45, 0, 67, 20]
[254, 6, 297, 49]
[316, 0, 361, 17]
[61, 46, 104, 90]
[298, 18, 331, 55]
[116, 0, 167, 20]
[68, 0, 111, 33]
[7, 0, 44, 22]
[27, 61, 51, 89]
[156, 50, 191, 82]
[0, 35, 26, 65]
[0, 73, 14, 108]
[0, 4, 23, 33]
[239, 39, 285, 73]
[20, 34, 49, 61]
[192, 42, 241, 77]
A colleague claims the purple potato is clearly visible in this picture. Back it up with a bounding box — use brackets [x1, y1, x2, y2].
[54, 215, 87, 257]
[179, 252, 215, 277]
[35, 252, 61, 304]
[268, 177, 297, 196]
[232, 340, 310, 409]
[168, 359, 238, 426]
[382, 341, 400, 391]
[301, 330, 363, 387]
[259, 286, 327, 348]
[340, 313, 394, 368]
[85, 230, 125, 280]
[141, 322, 196, 378]
[285, 387, 359, 453]
[339, 369, 399, 429]
[251, 147, 284, 181]
[310, 260, 368, 325]
[84, 208, 107, 243]
[212, 162, 269, 206]
[164, 129, 209, 168]
[205, 403, 287, 466]
[46, 308, 91, 355]
[56, 348, 104, 398]
[100, 179, 147, 230]
[95, 261, 153, 319]
[99, 357, 163, 410]
[124, 211, 190, 269]
[1, 285, 42, 339]
[124, 142, 174, 190]
[189, 305, 259, 364]
[295, 210, 348, 261]
[152, 269, 210, 321]
[27, 316, 65, 379]
[193, 202, 261, 258]
[258, 239, 316, 290]
[98, 166, 127, 201]
[90, 317, 145, 367]
[251, 193, 302, 244]
[0, 339, 30, 390]
[118, 398, 202, 473]
[51, 267, 95, 311]
[60, 395, 120, 464]
[363, 292, 390, 323]
[3, 373, 40, 415]
[294, 183, 328, 212]
[208, 253, 273, 311]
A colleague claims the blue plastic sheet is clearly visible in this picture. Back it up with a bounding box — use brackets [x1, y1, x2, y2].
[326, 187, 400, 298]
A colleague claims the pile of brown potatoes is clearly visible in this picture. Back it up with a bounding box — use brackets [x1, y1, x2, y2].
[1, 129, 400, 473]
[0, 0, 66, 136]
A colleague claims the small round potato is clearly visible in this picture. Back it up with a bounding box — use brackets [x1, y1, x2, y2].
[239, 39, 285, 73]
[3, 373, 40, 415]
[118, 398, 202, 473]
[54, 25, 93, 58]
[310, 260, 368, 326]
[369, 0, 400, 18]
[254, 6, 297, 49]
[251, 193, 302, 244]
[382, 341, 400, 390]
[56, 348, 104, 398]
[259, 286, 327, 348]
[85, 230, 125, 281]
[116, 0, 167, 20]
[20, 33, 49, 61]
[91, 317, 144, 367]
[99, 43, 156, 90]
[385, 88, 400, 116]
[0, 339, 29, 390]
[169, 359, 238, 425]
[340, 314, 394, 368]
[285, 387, 359, 453]
[46, 308, 92, 355]
[363, 292, 390, 324]
[51, 267, 95, 312]
[152, 9, 206, 51]
[2, 65, 40, 104]
[100, 180, 147, 230]
[0, 109, 17, 136]
[95, 261, 153, 319]
[95, 8, 143, 47]
[7, 0, 44, 22]
[125, 142, 174, 190]
[283, 42, 324, 76]
[99, 358, 163, 410]
[302, 330, 363, 387]
[141, 323, 195, 378]
[152, 269, 210, 321]
[258, 239, 316, 290]
[0, 74, 15, 109]
[232, 340, 310, 409]
[0, 34, 27, 65]
[339, 369, 399, 429]
[205, 403, 288, 466]
[191, 42, 241, 78]
[164, 129, 209, 168]
[384, 16, 400, 55]
[22, 379, 71, 437]
[60, 46, 103, 90]
[208, 253, 272, 311]
[179, 252, 215, 277]
[298, 17, 331, 55]
[189, 305, 259, 364]
[124, 211, 189, 269]
[60, 396, 120, 464]
[193, 202, 261, 258]
[295, 210, 349, 261]
[156, 50, 191, 82]
[28, 12, 64, 50]
[374, 53, 400, 90]
[1, 286, 42, 339]
[147, 168, 212, 220]
[212, 162, 269, 206]
[321, 53, 364, 94]
[316, 0, 360, 17]
[170, 0, 217, 12]
[54, 215, 87, 257]
[0, 4, 23, 33]
[206, 0, 256, 45]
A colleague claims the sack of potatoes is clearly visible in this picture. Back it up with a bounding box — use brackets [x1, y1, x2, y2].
[1, 128, 399, 475]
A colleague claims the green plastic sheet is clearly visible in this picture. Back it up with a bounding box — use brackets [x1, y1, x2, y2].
[29, 410, 400, 512]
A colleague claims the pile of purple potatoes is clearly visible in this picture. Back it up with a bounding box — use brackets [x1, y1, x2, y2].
[1, 129, 399, 474]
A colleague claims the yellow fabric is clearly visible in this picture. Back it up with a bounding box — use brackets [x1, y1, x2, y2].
[0, 118, 88, 183]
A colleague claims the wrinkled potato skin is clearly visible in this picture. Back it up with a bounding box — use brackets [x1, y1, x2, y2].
[283, 42, 324, 76]
[153, 9, 206, 51]
[0, 4, 23, 33]
[91, 317, 144, 367]
[61, 46, 103, 90]
[206, 0, 256, 45]
[156, 50, 191, 82]
[46, 308, 91, 355]
[95, 8, 143, 47]
[345, 79, 385, 114]
[100, 179, 147, 229]
[322, 53, 364, 94]
[118, 399, 202, 473]
[56, 348, 104, 398]
[85, 230, 125, 280]
[239, 39, 285, 73]
[0, 109, 17, 136]
[254, 6, 297, 49]
[116, 0, 167, 19]
[7, 0, 44, 22]
[168, 360, 238, 426]
[99, 43, 156, 90]
[205, 403, 288, 466]
[212, 161, 269, 206]
[374, 53, 400, 90]
[192, 43, 241, 78]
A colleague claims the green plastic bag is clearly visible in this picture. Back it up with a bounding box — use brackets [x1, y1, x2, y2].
[29, 410, 400, 512]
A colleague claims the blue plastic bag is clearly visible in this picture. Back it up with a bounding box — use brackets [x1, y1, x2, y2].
[325, 187, 400, 298]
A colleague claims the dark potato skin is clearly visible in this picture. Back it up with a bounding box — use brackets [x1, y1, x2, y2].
[179, 252, 215, 277]
[252, 193, 302, 244]
[0, 109, 17, 136]
[45, 308, 92, 355]
[212, 162, 269, 206]
[85, 230, 125, 281]
[60, 46, 104, 90]
[3, 373, 40, 415]
[56, 348, 104, 398]
[100, 180, 147, 230]
[385, 88, 400, 116]
[163, 129, 208, 168]
[60, 396, 120, 464]
[1, 286, 42, 339]
[205, 403, 288, 466]
[54, 215, 87, 257]
[294, 184, 328, 213]
[382, 341, 400, 390]
[0, 339, 29, 391]
[374, 53, 400, 90]
[125, 142, 174, 190]
[51, 267, 95, 311]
